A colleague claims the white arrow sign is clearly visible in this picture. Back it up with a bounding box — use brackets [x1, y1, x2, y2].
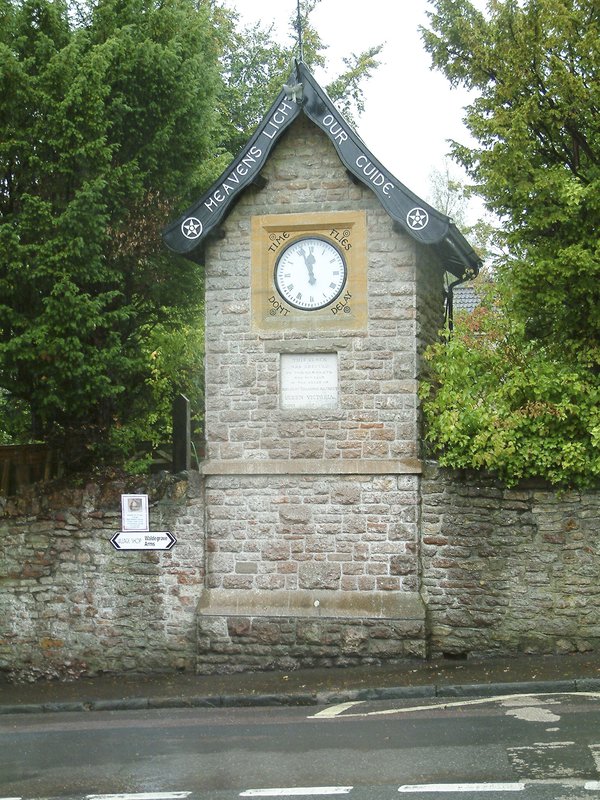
[111, 531, 177, 551]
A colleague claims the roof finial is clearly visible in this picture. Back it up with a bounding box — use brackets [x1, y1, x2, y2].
[296, 0, 304, 62]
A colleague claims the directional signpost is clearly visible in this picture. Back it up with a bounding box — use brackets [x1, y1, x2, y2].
[111, 530, 177, 551]
[111, 493, 177, 550]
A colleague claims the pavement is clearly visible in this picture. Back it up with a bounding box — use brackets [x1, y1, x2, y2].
[1, 652, 600, 715]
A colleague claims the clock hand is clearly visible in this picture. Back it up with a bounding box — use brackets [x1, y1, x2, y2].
[298, 246, 317, 285]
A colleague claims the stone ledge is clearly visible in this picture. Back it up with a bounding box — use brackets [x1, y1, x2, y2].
[198, 589, 425, 621]
[200, 458, 422, 477]
[262, 338, 356, 351]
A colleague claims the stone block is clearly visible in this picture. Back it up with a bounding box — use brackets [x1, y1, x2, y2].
[298, 562, 341, 590]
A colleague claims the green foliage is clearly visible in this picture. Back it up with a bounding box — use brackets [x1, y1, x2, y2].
[107, 311, 205, 463]
[0, 0, 380, 472]
[420, 0, 600, 488]
[427, 163, 501, 266]
[422, 0, 600, 355]
[420, 295, 600, 488]
[0, 389, 31, 444]
[0, 0, 219, 467]
[324, 45, 382, 126]
[428, 161, 470, 227]
[216, 0, 382, 157]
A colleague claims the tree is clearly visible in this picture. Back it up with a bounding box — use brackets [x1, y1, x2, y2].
[428, 160, 470, 227]
[428, 161, 501, 270]
[0, 0, 381, 471]
[422, 0, 600, 358]
[420, 295, 600, 488]
[216, 0, 382, 158]
[0, 0, 221, 466]
[419, 0, 600, 488]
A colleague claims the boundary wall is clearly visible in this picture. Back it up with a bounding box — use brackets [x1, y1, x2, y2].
[1, 465, 598, 678]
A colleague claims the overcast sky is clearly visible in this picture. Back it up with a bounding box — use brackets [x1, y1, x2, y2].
[225, 0, 479, 208]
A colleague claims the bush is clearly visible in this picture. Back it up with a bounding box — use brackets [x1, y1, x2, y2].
[420, 294, 600, 489]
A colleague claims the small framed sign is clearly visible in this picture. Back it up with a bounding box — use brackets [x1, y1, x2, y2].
[121, 494, 149, 532]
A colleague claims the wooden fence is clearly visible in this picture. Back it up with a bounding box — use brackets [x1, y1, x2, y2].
[0, 444, 61, 496]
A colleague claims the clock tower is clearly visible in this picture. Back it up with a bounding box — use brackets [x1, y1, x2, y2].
[163, 62, 480, 672]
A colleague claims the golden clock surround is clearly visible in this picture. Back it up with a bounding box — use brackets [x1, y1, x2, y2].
[251, 210, 367, 331]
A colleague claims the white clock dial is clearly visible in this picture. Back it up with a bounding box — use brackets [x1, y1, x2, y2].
[274, 236, 347, 310]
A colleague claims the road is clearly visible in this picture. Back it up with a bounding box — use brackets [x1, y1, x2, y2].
[2, 692, 600, 799]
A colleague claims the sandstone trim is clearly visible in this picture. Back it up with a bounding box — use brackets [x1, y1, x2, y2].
[198, 588, 425, 620]
[200, 458, 422, 476]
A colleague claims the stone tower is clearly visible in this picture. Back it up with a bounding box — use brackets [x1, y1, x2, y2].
[163, 62, 479, 672]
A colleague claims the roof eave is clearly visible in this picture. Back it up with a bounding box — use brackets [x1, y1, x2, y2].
[163, 61, 480, 278]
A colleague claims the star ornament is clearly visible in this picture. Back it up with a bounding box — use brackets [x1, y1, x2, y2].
[407, 207, 429, 231]
[181, 217, 203, 239]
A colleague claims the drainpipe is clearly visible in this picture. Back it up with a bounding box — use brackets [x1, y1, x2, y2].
[445, 275, 469, 332]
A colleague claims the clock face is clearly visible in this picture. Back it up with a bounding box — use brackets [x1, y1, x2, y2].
[274, 236, 347, 311]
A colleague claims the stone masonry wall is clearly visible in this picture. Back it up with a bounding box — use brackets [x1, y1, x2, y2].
[203, 115, 422, 465]
[193, 114, 431, 672]
[196, 614, 426, 674]
[204, 474, 419, 594]
[420, 463, 600, 658]
[2, 464, 600, 676]
[4, 110, 598, 676]
[415, 247, 446, 362]
[0, 472, 204, 679]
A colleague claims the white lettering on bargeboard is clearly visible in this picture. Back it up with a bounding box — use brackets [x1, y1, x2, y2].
[204, 145, 263, 214]
[280, 353, 338, 410]
[355, 155, 394, 195]
[262, 101, 295, 140]
[319, 111, 395, 197]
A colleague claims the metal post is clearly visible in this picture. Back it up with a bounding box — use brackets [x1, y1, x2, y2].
[172, 394, 191, 473]
[297, 0, 304, 62]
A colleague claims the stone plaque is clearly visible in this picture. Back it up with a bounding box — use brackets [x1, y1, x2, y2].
[280, 353, 338, 409]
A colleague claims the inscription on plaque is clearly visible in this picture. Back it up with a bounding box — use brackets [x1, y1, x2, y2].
[280, 353, 338, 409]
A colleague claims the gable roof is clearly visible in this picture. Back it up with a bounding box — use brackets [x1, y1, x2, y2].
[162, 61, 481, 278]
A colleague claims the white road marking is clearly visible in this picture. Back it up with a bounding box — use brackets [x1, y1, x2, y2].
[311, 701, 364, 718]
[507, 740, 581, 780]
[501, 696, 561, 724]
[87, 794, 192, 800]
[311, 692, 600, 719]
[398, 783, 525, 793]
[501, 696, 560, 707]
[585, 781, 600, 790]
[513, 741, 576, 748]
[590, 744, 600, 772]
[240, 789, 353, 797]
